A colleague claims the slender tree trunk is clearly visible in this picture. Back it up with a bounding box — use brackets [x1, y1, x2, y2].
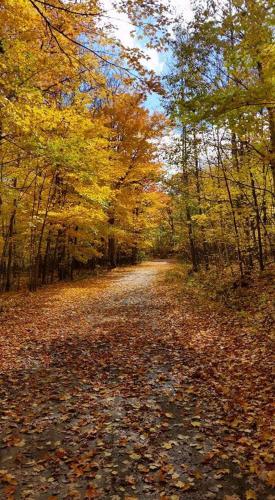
[257, 62, 275, 190]
[131, 245, 138, 265]
[267, 107, 275, 191]
[5, 179, 17, 291]
[108, 215, 117, 267]
[186, 205, 198, 271]
[217, 138, 244, 279]
[194, 132, 209, 269]
[50, 230, 60, 283]
[108, 236, 116, 268]
[31, 173, 55, 289]
[181, 125, 198, 271]
[249, 169, 264, 271]
[42, 229, 51, 284]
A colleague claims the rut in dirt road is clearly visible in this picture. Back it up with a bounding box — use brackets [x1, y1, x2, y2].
[0, 261, 273, 499]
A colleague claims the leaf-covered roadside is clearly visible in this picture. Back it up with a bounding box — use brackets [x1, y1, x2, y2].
[163, 263, 274, 491]
[0, 261, 274, 499]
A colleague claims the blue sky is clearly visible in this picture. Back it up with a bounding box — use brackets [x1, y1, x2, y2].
[102, 0, 194, 113]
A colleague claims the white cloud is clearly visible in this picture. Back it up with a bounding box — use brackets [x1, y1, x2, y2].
[142, 48, 165, 74]
[101, 0, 135, 48]
[101, 0, 194, 74]
[170, 0, 194, 23]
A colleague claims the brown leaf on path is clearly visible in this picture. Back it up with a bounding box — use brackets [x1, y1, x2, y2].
[175, 481, 192, 490]
[85, 485, 100, 499]
[245, 490, 257, 500]
[223, 495, 240, 500]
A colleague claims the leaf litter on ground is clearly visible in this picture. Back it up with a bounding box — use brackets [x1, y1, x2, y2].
[0, 261, 273, 499]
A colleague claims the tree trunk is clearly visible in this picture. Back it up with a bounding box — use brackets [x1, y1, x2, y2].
[108, 215, 117, 267]
[249, 169, 264, 271]
[5, 179, 17, 291]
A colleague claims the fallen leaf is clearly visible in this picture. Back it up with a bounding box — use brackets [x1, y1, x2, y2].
[245, 490, 257, 500]
[191, 421, 201, 427]
[129, 453, 141, 460]
[162, 442, 173, 449]
[175, 481, 191, 491]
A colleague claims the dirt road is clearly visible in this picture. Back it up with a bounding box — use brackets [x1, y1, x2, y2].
[0, 261, 272, 499]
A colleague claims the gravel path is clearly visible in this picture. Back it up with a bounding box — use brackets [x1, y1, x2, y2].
[0, 261, 273, 499]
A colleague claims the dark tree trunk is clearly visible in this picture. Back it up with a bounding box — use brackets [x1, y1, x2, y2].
[108, 215, 117, 267]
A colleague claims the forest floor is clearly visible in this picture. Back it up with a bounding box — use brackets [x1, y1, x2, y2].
[0, 261, 274, 500]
